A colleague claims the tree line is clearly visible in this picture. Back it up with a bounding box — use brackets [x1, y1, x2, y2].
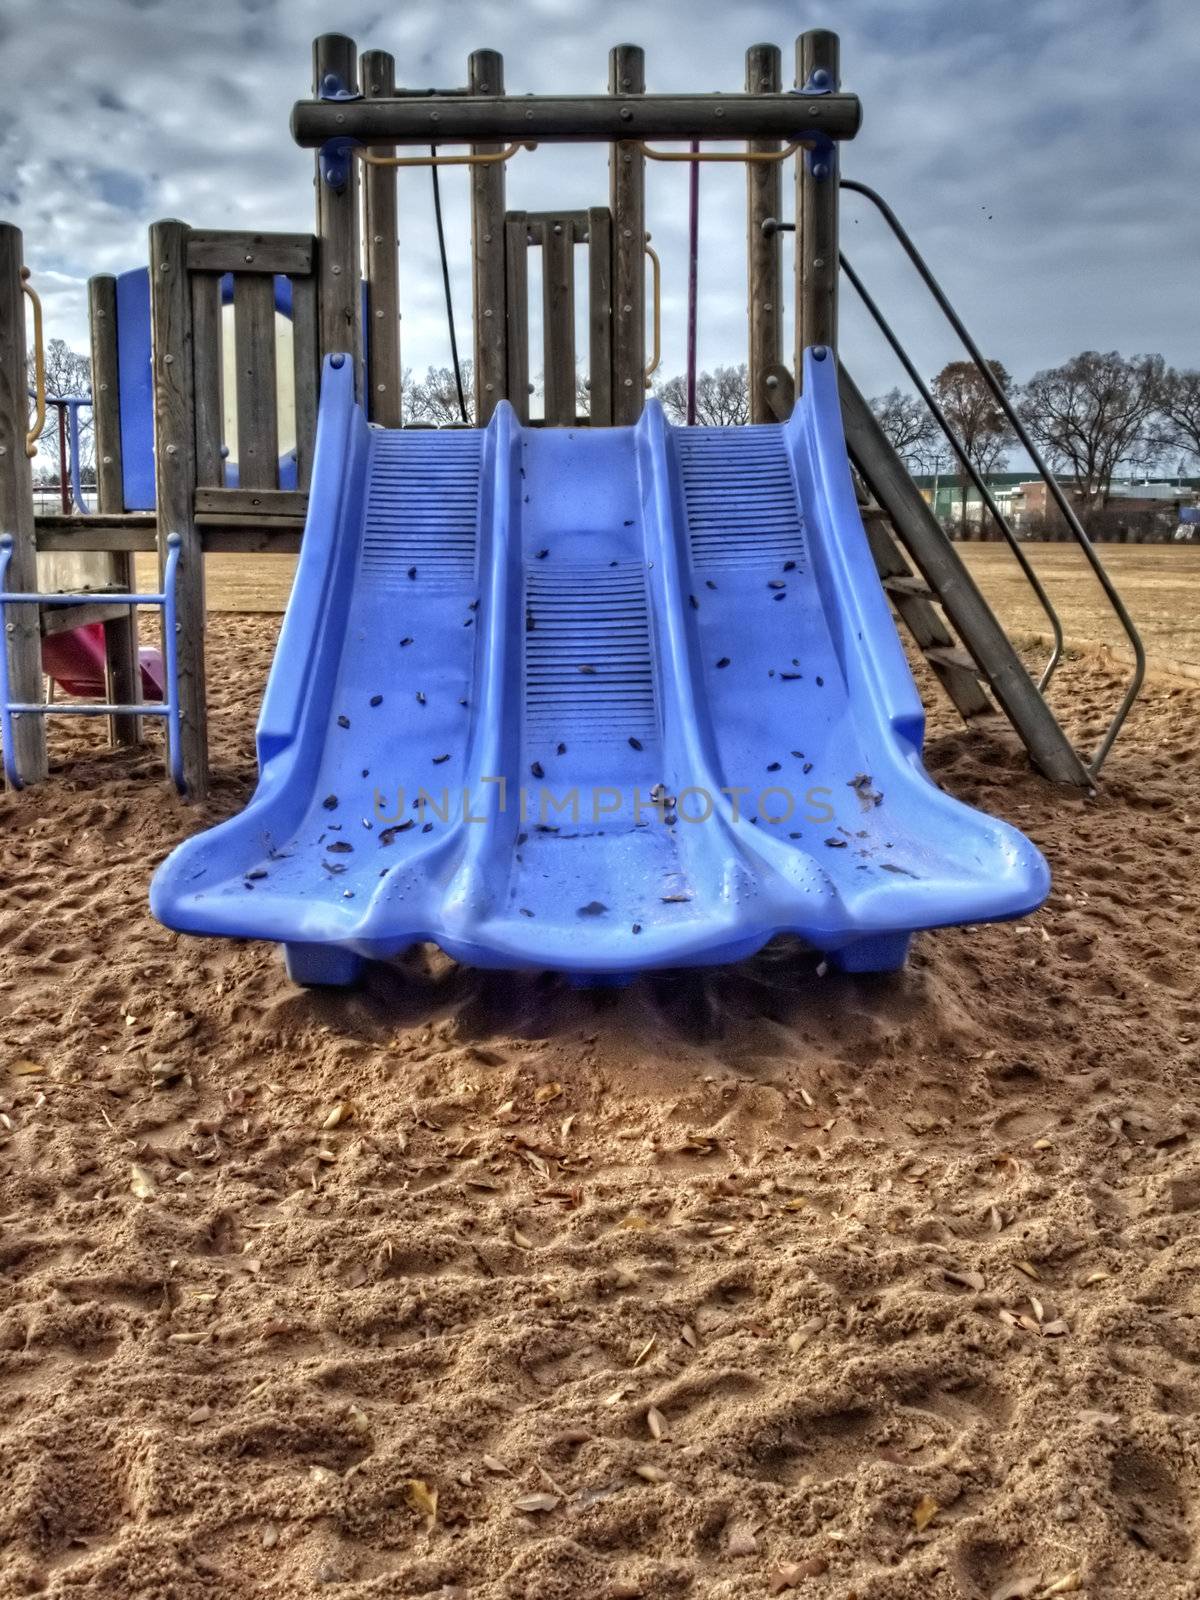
[30, 336, 1200, 539]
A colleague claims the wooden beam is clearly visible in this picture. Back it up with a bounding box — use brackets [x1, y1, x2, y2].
[794, 30, 840, 376]
[470, 49, 508, 424]
[362, 50, 402, 427]
[541, 218, 576, 425]
[42, 601, 140, 637]
[0, 224, 47, 785]
[504, 213, 530, 424]
[291, 91, 862, 147]
[609, 45, 645, 425]
[312, 35, 362, 395]
[291, 271, 319, 490]
[149, 219, 207, 798]
[36, 514, 306, 555]
[89, 272, 142, 746]
[187, 231, 314, 275]
[586, 206, 613, 425]
[746, 44, 783, 423]
[232, 272, 280, 490]
[195, 488, 306, 516]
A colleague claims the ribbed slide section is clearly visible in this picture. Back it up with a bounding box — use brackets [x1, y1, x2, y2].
[360, 432, 482, 581]
[676, 426, 806, 572]
[523, 560, 659, 745]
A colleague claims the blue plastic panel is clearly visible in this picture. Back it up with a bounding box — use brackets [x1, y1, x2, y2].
[150, 350, 1049, 981]
[114, 267, 298, 510]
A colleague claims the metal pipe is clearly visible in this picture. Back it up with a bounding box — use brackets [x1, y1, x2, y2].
[839, 176, 1144, 775]
[838, 251, 1064, 693]
[291, 92, 862, 149]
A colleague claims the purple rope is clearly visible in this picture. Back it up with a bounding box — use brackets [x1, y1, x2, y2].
[685, 139, 699, 425]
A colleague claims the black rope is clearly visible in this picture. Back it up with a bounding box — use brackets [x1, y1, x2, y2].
[429, 146, 468, 423]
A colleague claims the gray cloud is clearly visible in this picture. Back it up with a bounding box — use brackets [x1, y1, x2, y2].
[1, 0, 1196, 409]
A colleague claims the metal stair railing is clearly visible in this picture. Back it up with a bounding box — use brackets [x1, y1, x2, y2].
[836, 177, 1145, 777]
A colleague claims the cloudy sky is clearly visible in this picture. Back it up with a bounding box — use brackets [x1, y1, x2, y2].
[3, 0, 1199, 409]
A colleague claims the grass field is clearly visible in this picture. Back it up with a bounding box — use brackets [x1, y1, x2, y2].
[140, 543, 1200, 674]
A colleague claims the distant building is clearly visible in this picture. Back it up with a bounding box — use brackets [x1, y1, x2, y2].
[910, 471, 1200, 540]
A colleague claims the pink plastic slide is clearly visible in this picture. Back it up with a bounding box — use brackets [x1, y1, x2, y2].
[41, 624, 164, 701]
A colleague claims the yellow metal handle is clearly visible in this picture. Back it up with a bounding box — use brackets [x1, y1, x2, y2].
[358, 140, 536, 169]
[644, 237, 661, 387]
[638, 139, 805, 164]
[21, 268, 44, 459]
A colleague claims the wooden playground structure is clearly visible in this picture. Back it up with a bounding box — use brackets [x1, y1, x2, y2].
[0, 30, 1143, 801]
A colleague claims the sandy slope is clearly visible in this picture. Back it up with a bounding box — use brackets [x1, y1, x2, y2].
[0, 618, 1197, 1600]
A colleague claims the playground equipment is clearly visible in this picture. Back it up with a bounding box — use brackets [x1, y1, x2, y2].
[149, 349, 1048, 981]
[0, 29, 1146, 974]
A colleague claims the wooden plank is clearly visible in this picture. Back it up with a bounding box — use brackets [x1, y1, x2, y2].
[313, 35, 362, 395]
[291, 271, 319, 490]
[42, 602, 138, 637]
[187, 230, 313, 275]
[201, 526, 302, 555]
[541, 218, 576, 425]
[504, 213, 530, 424]
[586, 206, 613, 425]
[794, 30, 840, 376]
[232, 272, 279, 491]
[470, 49, 508, 423]
[609, 45, 645, 425]
[89, 272, 142, 746]
[190, 272, 224, 487]
[362, 50, 402, 427]
[150, 218, 207, 798]
[195, 488, 306, 516]
[746, 44, 783, 423]
[0, 224, 47, 785]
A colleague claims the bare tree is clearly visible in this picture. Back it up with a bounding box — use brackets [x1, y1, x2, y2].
[655, 365, 750, 427]
[1017, 351, 1164, 510]
[1157, 367, 1200, 469]
[27, 337, 94, 483]
[406, 361, 475, 425]
[869, 387, 941, 470]
[931, 360, 1015, 533]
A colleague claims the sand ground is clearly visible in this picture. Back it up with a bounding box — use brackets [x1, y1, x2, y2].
[0, 610, 1198, 1600]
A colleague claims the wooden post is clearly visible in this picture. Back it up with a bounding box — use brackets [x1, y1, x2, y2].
[504, 212, 530, 424]
[0, 224, 47, 785]
[362, 49, 401, 426]
[470, 48, 508, 424]
[313, 35, 362, 396]
[88, 273, 142, 747]
[149, 219, 207, 799]
[794, 29, 840, 381]
[609, 44, 645, 425]
[542, 219, 576, 425]
[586, 206, 613, 425]
[291, 271, 320, 489]
[746, 44, 783, 423]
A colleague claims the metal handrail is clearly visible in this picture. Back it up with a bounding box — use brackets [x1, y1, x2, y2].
[644, 237, 662, 385]
[838, 177, 1144, 776]
[0, 530, 184, 792]
[837, 252, 1064, 693]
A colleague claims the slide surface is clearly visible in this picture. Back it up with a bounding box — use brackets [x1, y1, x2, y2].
[150, 350, 1048, 983]
[41, 623, 164, 702]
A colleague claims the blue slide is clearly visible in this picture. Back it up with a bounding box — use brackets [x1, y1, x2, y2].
[150, 349, 1048, 985]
